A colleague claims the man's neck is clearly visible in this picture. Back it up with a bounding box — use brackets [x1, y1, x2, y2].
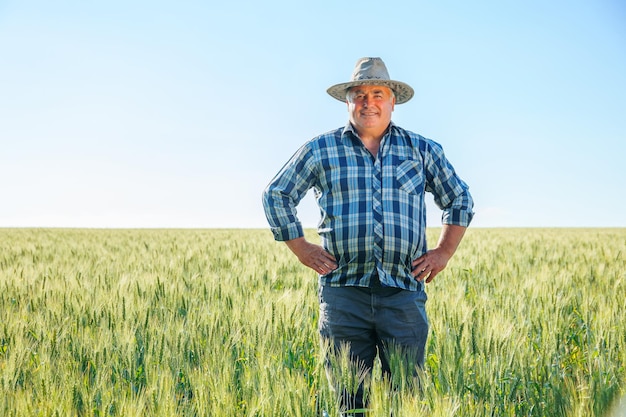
[352, 124, 389, 157]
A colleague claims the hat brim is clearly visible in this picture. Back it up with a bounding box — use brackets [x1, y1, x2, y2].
[327, 79, 414, 104]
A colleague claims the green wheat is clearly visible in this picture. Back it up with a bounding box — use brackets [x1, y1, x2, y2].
[0, 228, 624, 416]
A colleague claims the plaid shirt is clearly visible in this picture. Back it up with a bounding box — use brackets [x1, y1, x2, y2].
[262, 122, 474, 291]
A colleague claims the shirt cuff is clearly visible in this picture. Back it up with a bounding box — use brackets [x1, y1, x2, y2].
[442, 208, 474, 227]
[270, 222, 304, 241]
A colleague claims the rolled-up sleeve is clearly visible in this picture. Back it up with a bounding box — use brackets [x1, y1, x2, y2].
[423, 141, 474, 227]
[262, 143, 317, 241]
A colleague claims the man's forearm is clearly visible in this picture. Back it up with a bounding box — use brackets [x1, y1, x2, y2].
[285, 237, 308, 256]
[436, 224, 467, 258]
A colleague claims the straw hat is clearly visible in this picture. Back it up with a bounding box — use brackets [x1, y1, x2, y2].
[327, 57, 414, 104]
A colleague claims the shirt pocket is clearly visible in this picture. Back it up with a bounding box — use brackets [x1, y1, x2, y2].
[396, 160, 425, 195]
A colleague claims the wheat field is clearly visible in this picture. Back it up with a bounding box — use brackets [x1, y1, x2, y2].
[0, 228, 624, 416]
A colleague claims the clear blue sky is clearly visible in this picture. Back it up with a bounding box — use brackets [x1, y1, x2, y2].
[1, 0, 625, 228]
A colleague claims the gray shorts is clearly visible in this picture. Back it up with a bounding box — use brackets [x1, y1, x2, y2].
[318, 283, 429, 374]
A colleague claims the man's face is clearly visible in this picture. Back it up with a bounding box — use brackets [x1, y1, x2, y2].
[347, 85, 395, 134]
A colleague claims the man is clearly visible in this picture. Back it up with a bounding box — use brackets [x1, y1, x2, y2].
[262, 57, 474, 415]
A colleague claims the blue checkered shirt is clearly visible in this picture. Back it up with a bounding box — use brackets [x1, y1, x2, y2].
[262, 122, 474, 291]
